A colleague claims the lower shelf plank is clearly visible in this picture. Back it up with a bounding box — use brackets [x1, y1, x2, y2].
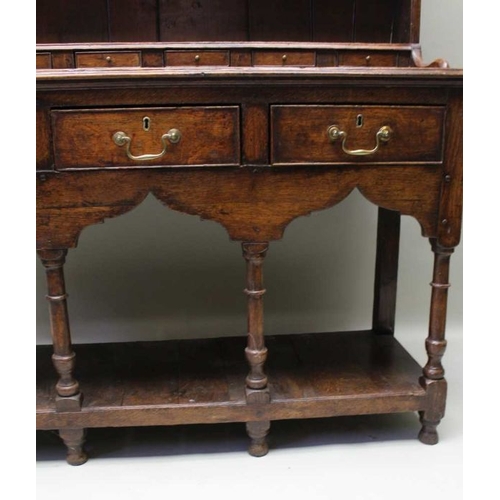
[37, 331, 427, 430]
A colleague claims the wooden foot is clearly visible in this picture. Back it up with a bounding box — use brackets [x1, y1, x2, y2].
[418, 377, 447, 446]
[246, 421, 270, 457]
[59, 429, 88, 466]
[418, 413, 439, 445]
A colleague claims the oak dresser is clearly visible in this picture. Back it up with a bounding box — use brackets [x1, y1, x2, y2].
[36, 0, 463, 465]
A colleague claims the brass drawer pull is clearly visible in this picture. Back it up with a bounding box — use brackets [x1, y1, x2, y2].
[327, 125, 392, 156]
[112, 129, 181, 161]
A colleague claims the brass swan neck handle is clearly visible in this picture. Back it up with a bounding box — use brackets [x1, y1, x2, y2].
[113, 129, 181, 161]
[327, 125, 392, 156]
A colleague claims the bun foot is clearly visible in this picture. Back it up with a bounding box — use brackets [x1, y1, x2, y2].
[66, 449, 88, 466]
[60, 428, 88, 466]
[246, 421, 270, 457]
[418, 414, 439, 445]
[249, 438, 269, 457]
[418, 427, 439, 445]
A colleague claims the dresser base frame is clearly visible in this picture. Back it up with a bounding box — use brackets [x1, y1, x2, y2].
[37, 330, 441, 462]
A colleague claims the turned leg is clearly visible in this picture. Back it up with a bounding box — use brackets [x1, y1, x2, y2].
[372, 208, 401, 335]
[242, 242, 270, 457]
[38, 249, 88, 465]
[418, 239, 454, 445]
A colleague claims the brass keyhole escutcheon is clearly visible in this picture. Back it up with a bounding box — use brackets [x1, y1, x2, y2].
[143, 117, 151, 131]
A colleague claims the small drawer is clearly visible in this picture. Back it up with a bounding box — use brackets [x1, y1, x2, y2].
[165, 50, 229, 66]
[339, 51, 397, 67]
[271, 105, 445, 165]
[252, 51, 316, 66]
[75, 51, 141, 68]
[51, 107, 240, 169]
[36, 53, 51, 69]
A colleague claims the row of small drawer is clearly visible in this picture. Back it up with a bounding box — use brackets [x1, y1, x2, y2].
[50, 105, 445, 170]
[37, 49, 404, 69]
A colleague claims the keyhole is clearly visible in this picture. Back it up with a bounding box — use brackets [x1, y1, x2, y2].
[143, 117, 151, 131]
[356, 114, 363, 127]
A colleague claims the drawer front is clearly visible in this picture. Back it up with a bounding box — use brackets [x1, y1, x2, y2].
[36, 53, 51, 69]
[339, 51, 398, 67]
[52, 107, 240, 169]
[271, 106, 445, 165]
[75, 51, 141, 68]
[165, 50, 229, 66]
[252, 51, 316, 66]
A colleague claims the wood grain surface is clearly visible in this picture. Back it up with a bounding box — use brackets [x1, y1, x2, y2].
[37, 331, 427, 430]
[36, 0, 422, 44]
[35, 0, 461, 462]
[271, 105, 445, 164]
[36, 165, 443, 248]
[51, 107, 240, 169]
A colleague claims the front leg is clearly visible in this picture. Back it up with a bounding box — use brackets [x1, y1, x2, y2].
[38, 249, 88, 465]
[418, 239, 454, 445]
[242, 242, 270, 457]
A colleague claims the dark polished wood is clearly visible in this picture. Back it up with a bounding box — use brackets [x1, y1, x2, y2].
[37, 0, 421, 45]
[36, 164, 446, 249]
[271, 105, 445, 164]
[159, 0, 248, 42]
[37, 0, 108, 43]
[59, 428, 87, 466]
[37, 249, 80, 402]
[372, 208, 401, 335]
[36, 331, 427, 429]
[165, 50, 230, 66]
[34, 41, 447, 70]
[36, 0, 462, 464]
[37, 249, 88, 464]
[418, 239, 454, 445]
[51, 106, 240, 169]
[242, 242, 271, 457]
[75, 51, 141, 68]
[109, 0, 158, 42]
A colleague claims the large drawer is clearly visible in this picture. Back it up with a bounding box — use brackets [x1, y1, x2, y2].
[51, 107, 240, 169]
[271, 105, 445, 165]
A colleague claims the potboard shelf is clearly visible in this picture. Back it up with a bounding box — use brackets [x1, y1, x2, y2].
[37, 331, 427, 430]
